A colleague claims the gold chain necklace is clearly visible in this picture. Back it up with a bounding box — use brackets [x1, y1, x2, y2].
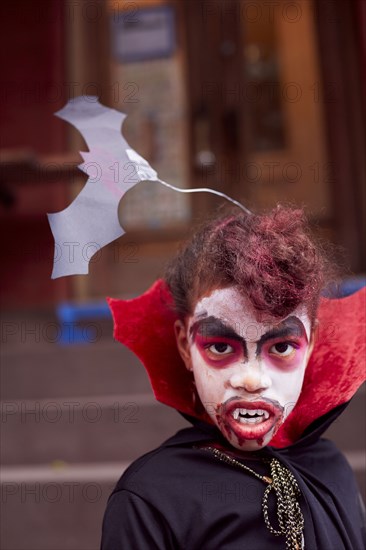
[200, 446, 305, 550]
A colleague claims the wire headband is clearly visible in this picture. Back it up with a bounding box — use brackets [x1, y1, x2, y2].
[47, 96, 251, 279]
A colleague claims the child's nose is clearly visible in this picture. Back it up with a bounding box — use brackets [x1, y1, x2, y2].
[229, 363, 272, 393]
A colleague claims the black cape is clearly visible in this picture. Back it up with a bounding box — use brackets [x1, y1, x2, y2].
[101, 402, 365, 550]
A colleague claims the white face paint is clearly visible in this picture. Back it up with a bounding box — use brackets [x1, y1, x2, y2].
[181, 287, 313, 451]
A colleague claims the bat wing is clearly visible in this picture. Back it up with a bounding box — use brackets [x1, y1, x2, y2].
[47, 96, 159, 278]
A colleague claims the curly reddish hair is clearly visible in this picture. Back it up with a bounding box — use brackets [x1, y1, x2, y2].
[164, 205, 330, 323]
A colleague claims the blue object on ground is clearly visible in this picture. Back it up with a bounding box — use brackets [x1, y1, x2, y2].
[322, 276, 366, 298]
[337, 276, 366, 297]
[56, 301, 111, 344]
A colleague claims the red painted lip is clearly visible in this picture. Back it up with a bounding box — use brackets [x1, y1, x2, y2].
[220, 398, 283, 441]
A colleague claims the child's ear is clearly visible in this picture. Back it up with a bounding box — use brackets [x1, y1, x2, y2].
[174, 319, 193, 371]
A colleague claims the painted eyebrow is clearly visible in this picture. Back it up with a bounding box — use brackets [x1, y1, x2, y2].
[190, 316, 243, 340]
[256, 316, 307, 353]
[190, 316, 247, 353]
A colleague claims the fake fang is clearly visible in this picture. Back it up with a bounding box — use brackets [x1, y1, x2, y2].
[217, 398, 284, 444]
[232, 408, 270, 424]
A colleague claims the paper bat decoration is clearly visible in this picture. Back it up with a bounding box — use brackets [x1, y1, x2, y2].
[48, 96, 249, 278]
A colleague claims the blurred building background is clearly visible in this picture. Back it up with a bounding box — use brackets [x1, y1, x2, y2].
[0, 1, 365, 549]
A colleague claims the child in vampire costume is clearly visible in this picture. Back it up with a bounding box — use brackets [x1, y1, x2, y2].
[101, 206, 365, 550]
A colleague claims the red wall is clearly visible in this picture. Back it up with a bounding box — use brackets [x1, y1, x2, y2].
[0, 0, 70, 307]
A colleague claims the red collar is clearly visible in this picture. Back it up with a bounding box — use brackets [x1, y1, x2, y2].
[108, 281, 365, 448]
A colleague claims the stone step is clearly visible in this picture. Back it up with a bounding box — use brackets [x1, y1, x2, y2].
[1, 456, 365, 550]
[1, 341, 152, 400]
[1, 389, 364, 465]
[1, 393, 189, 465]
[1, 462, 123, 550]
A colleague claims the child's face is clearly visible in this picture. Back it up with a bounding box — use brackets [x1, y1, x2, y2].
[175, 286, 313, 451]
